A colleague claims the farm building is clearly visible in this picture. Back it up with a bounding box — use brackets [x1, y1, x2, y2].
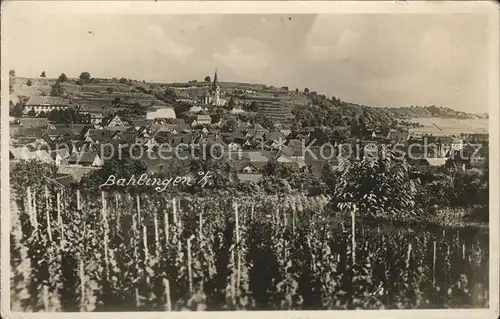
[24, 96, 70, 114]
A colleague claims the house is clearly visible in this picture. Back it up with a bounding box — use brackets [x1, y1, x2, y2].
[49, 148, 70, 166]
[44, 128, 78, 142]
[24, 96, 70, 114]
[89, 112, 104, 124]
[451, 137, 464, 151]
[105, 114, 128, 127]
[9, 146, 31, 161]
[130, 119, 154, 131]
[68, 151, 104, 167]
[228, 141, 242, 151]
[191, 114, 212, 127]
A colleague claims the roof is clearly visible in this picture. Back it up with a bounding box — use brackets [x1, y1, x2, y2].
[212, 70, 219, 90]
[241, 151, 270, 162]
[196, 114, 212, 121]
[11, 149, 54, 164]
[68, 151, 100, 164]
[26, 96, 69, 106]
[147, 107, 176, 120]
[387, 130, 409, 140]
[44, 128, 79, 138]
[57, 165, 100, 182]
[19, 117, 49, 128]
[425, 157, 449, 167]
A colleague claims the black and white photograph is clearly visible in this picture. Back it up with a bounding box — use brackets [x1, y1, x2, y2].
[1, 1, 499, 317]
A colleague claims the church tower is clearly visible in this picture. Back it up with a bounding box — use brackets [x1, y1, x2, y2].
[212, 69, 221, 106]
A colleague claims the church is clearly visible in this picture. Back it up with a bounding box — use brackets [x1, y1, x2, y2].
[200, 69, 227, 107]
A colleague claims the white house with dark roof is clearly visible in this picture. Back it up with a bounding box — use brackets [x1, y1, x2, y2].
[25, 96, 70, 114]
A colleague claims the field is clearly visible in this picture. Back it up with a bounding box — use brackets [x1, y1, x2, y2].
[10, 185, 489, 311]
[410, 117, 489, 135]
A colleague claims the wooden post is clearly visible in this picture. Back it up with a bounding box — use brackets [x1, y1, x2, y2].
[45, 186, 52, 241]
[292, 205, 295, 233]
[164, 209, 169, 245]
[143, 224, 149, 261]
[79, 253, 85, 310]
[406, 243, 412, 269]
[102, 192, 109, 279]
[187, 237, 193, 294]
[230, 249, 235, 302]
[76, 189, 81, 210]
[27, 186, 32, 226]
[172, 198, 177, 225]
[432, 241, 436, 284]
[57, 192, 63, 243]
[199, 210, 203, 242]
[33, 191, 38, 231]
[164, 279, 171, 311]
[236, 251, 241, 299]
[462, 243, 466, 260]
[154, 214, 159, 256]
[43, 285, 49, 311]
[251, 202, 254, 219]
[135, 288, 140, 308]
[136, 195, 141, 224]
[234, 201, 239, 243]
[351, 207, 356, 266]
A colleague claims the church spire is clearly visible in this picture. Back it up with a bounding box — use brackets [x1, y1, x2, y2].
[212, 68, 219, 90]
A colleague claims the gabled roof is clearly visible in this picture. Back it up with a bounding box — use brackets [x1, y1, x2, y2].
[26, 96, 69, 106]
[68, 151, 100, 164]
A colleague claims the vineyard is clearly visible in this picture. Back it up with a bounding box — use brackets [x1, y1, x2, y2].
[10, 185, 489, 311]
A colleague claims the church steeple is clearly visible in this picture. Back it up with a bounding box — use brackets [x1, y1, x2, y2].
[212, 69, 219, 91]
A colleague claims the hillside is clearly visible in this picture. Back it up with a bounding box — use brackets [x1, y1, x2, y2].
[10, 75, 485, 126]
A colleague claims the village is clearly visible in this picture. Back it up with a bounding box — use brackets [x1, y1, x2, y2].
[9, 69, 489, 188]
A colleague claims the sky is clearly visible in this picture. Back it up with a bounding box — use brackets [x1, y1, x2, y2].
[3, 11, 492, 113]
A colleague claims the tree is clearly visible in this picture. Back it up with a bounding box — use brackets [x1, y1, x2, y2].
[330, 147, 422, 219]
[9, 70, 15, 76]
[79, 72, 91, 83]
[118, 78, 128, 84]
[106, 87, 114, 94]
[27, 107, 36, 117]
[204, 76, 211, 83]
[227, 98, 235, 110]
[26, 79, 33, 86]
[304, 88, 310, 94]
[9, 103, 24, 118]
[254, 114, 274, 130]
[51, 80, 64, 96]
[40, 71, 46, 78]
[112, 97, 121, 106]
[58, 73, 68, 83]
[249, 101, 259, 112]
